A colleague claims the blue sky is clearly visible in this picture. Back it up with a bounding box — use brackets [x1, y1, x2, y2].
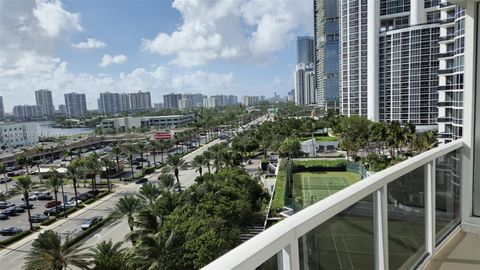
[0, 0, 313, 110]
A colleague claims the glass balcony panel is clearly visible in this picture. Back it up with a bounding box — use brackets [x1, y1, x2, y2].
[387, 166, 426, 269]
[435, 149, 462, 245]
[256, 253, 278, 270]
[298, 194, 374, 270]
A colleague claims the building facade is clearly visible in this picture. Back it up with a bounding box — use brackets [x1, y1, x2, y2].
[0, 122, 39, 150]
[120, 93, 131, 112]
[13, 105, 44, 120]
[314, 0, 340, 109]
[35, 89, 55, 116]
[64, 92, 87, 118]
[437, 1, 465, 143]
[99, 114, 195, 133]
[98, 92, 122, 115]
[163, 93, 182, 109]
[295, 63, 316, 105]
[129, 91, 152, 111]
[181, 93, 204, 108]
[241, 96, 260, 107]
[0, 96, 4, 120]
[297, 36, 315, 64]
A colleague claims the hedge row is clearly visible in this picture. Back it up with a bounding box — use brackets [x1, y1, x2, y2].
[270, 160, 286, 215]
[0, 228, 39, 248]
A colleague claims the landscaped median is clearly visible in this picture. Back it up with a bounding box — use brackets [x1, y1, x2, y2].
[0, 228, 40, 248]
[67, 215, 113, 248]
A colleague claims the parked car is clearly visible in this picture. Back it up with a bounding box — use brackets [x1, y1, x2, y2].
[135, 165, 143, 170]
[13, 207, 25, 213]
[81, 216, 102, 230]
[0, 201, 15, 209]
[43, 208, 60, 216]
[1, 207, 18, 216]
[45, 201, 62, 208]
[18, 203, 34, 209]
[37, 193, 54, 201]
[135, 178, 148, 184]
[130, 160, 140, 165]
[0, 214, 8, 220]
[0, 227, 23, 236]
[0, 177, 12, 184]
[30, 214, 48, 223]
[21, 194, 38, 201]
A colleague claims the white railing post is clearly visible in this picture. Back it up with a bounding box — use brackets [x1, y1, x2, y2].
[374, 185, 389, 270]
[425, 161, 436, 255]
[278, 238, 300, 270]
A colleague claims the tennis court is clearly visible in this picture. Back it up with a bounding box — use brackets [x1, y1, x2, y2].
[293, 171, 361, 207]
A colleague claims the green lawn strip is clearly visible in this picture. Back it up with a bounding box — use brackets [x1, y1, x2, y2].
[270, 160, 286, 213]
[298, 135, 339, 142]
[293, 159, 347, 168]
[67, 216, 113, 248]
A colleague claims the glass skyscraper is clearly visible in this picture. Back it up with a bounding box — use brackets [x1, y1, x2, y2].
[296, 36, 314, 65]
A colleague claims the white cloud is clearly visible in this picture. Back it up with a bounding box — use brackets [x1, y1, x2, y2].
[72, 38, 106, 49]
[33, 0, 83, 37]
[142, 0, 312, 67]
[98, 54, 128, 67]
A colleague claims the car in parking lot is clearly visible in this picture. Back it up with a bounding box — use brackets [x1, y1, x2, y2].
[18, 203, 34, 209]
[135, 177, 148, 184]
[0, 177, 12, 184]
[81, 216, 102, 230]
[13, 206, 25, 213]
[45, 201, 62, 208]
[21, 194, 38, 201]
[44, 208, 61, 216]
[1, 207, 18, 216]
[0, 227, 23, 236]
[0, 201, 15, 209]
[37, 193, 54, 200]
[135, 165, 143, 170]
[0, 214, 8, 220]
[30, 214, 48, 223]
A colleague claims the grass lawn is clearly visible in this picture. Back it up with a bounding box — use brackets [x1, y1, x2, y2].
[293, 171, 360, 207]
[299, 135, 338, 142]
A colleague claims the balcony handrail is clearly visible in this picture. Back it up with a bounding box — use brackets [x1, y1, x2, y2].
[203, 139, 464, 270]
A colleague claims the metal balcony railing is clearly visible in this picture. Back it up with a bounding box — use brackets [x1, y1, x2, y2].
[203, 140, 464, 270]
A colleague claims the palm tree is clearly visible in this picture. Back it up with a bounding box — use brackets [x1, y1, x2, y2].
[121, 143, 137, 180]
[138, 182, 161, 205]
[87, 240, 126, 270]
[16, 152, 30, 176]
[45, 169, 63, 215]
[149, 140, 159, 167]
[24, 230, 89, 270]
[137, 142, 147, 173]
[158, 174, 176, 191]
[202, 150, 212, 174]
[0, 163, 9, 192]
[102, 158, 115, 192]
[15, 176, 34, 230]
[85, 152, 102, 193]
[110, 146, 123, 173]
[66, 159, 82, 207]
[166, 154, 185, 193]
[114, 195, 142, 232]
[191, 155, 205, 177]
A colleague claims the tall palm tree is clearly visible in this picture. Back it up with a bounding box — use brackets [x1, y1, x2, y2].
[110, 146, 123, 173]
[16, 152, 30, 176]
[138, 182, 161, 206]
[149, 140, 159, 167]
[202, 150, 212, 174]
[87, 240, 126, 270]
[45, 169, 63, 215]
[66, 159, 82, 207]
[24, 230, 89, 270]
[121, 143, 137, 180]
[102, 158, 114, 192]
[0, 163, 9, 192]
[158, 174, 176, 191]
[137, 142, 147, 173]
[166, 154, 185, 193]
[114, 195, 142, 232]
[15, 176, 34, 230]
[85, 152, 102, 193]
[191, 155, 205, 177]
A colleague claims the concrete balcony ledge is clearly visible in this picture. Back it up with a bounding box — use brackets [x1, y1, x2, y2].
[423, 230, 480, 270]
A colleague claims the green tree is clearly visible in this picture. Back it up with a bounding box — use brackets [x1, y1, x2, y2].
[278, 138, 302, 158]
[0, 163, 9, 192]
[88, 240, 126, 270]
[16, 176, 35, 230]
[138, 182, 161, 206]
[102, 157, 115, 192]
[114, 195, 142, 232]
[121, 143, 138, 180]
[166, 154, 185, 193]
[24, 230, 89, 270]
[191, 155, 205, 177]
[111, 146, 123, 174]
[66, 159, 83, 207]
[45, 169, 63, 215]
[85, 152, 102, 193]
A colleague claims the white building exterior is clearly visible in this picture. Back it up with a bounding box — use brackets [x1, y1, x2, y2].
[99, 114, 195, 133]
[35, 89, 55, 116]
[294, 63, 316, 106]
[0, 122, 38, 150]
[64, 92, 87, 118]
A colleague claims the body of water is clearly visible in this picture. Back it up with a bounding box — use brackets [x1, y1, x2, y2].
[30, 121, 95, 137]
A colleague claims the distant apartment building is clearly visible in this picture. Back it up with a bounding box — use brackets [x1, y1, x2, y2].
[154, 103, 164, 110]
[340, 0, 442, 129]
[120, 93, 131, 112]
[241, 96, 260, 107]
[181, 93, 204, 108]
[0, 122, 38, 150]
[437, 2, 465, 143]
[13, 105, 44, 120]
[297, 36, 315, 64]
[35, 89, 55, 116]
[0, 96, 4, 119]
[163, 93, 182, 109]
[205, 95, 238, 108]
[98, 92, 122, 115]
[99, 114, 195, 133]
[295, 63, 316, 105]
[58, 104, 67, 114]
[129, 91, 152, 111]
[178, 98, 193, 110]
[64, 92, 87, 118]
[314, 0, 340, 109]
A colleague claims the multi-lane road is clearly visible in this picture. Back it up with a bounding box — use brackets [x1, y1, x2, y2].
[0, 114, 267, 269]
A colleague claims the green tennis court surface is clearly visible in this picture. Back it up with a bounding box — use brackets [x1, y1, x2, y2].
[293, 171, 361, 207]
